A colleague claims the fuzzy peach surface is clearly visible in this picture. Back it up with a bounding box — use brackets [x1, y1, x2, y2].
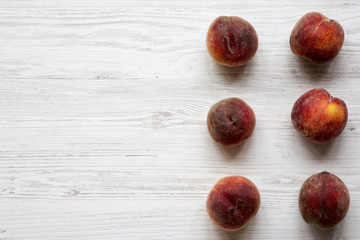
[291, 88, 348, 143]
[206, 176, 260, 231]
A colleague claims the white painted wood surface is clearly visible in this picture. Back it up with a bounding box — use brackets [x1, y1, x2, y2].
[0, 0, 359, 239]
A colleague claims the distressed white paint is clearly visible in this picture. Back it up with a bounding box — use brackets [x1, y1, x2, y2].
[0, 0, 360, 239]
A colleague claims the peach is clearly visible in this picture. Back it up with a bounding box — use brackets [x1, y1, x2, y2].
[291, 88, 347, 143]
[299, 171, 350, 229]
[206, 16, 258, 67]
[207, 97, 256, 146]
[290, 12, 344, 64]
[206, 176, 260, 231]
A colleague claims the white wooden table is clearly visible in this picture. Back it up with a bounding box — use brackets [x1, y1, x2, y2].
[0, 0, 359, 239]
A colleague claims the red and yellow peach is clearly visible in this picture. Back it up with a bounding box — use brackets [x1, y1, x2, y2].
[206, 16, 258, 67]
[206, 176, 260, 231]
[299, 171, 350, 229]
[207, 97, 256, 146]
[291, 88, 348, 143]
[290, 12, 344, 64]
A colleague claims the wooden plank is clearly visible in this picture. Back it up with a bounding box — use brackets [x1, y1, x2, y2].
[0, 0, 359, 239]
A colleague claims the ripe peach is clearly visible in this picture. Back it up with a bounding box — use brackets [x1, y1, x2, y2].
[290, 12, 344, 64]
[207, 97, 256, 146]
[206, 176, 260, 231]
[291, 88, 348, 143]
[206, 16, 258, 67]
[299, 171, 350, 229]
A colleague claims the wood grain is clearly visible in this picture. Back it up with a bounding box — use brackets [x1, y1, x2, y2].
[0, 0, 360, 239]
